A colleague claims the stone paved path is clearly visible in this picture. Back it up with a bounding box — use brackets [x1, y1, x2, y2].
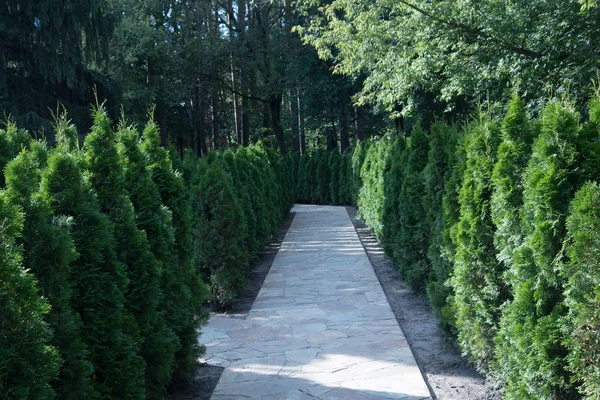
[200, 205, 432, 400]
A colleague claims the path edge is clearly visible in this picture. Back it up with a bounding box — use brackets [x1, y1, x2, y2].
[344, 206, 436, 400]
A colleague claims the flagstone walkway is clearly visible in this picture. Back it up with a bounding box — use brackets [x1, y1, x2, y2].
[200, 205, 432, 400]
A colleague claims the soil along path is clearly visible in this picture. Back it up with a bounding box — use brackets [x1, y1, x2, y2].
[201, 205, 432, 399]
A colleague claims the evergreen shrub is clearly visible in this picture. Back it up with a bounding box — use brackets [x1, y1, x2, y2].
[0, 191, 60, 400]
[357, 139, 388, 240]
[394, 125, 430, 290]
[495, 101, 586, 399]
[450, 120, 502, 372]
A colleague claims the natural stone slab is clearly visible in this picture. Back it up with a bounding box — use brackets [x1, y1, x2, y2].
[201, 205, 431, 399]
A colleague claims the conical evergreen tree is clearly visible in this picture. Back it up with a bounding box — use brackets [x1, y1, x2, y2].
[494, 102, 587, 399]
[350, 141, 369, 205]
[0, 121, 31, 186]
[437, 130, 470, 329]
[358, 139, 389, 240]
[4, 142, 95, 399]
[0, 190, 60, 400]
[236, 147, 272, 249]
[563, 181, 600, 398]
[315, 149, 331, 204]
[394, 125, 430, 290]
[221, 150, 252, 261]
[450, 119, 502, 372]
[338, 150, 351, 205]
[491, 95, 536, 271]
[140, 120, 208, 383]
[381, 136, 407, 253]
[329, 151, 341, 205]
[85, 110, 178, 399]
[296, 154, 309, 202]
[194, 159, 248, 309]
[40, 117, 144, 400]
[422, 123, 458, 320]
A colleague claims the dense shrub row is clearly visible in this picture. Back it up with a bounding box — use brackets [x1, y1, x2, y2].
[295, 94, 600, 399]
[0, 108, 291, 399]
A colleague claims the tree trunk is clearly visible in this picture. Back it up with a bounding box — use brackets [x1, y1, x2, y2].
[238, 0, 250, 146]
[228, 0, 241, 145]
[270, 95, 287, 154]
[185, 96, 195, 150]
[299, 90, 306, 154]
[262, 101, 271, 136]
[326, 107, 337, 151]
[290, 88, 300, 152]
[211, 83, 219, 150]
[339, 102, 350, 153]
[195, 84, 207, 157]
[354, 105, 365, 141]
[158, 68, 168, 147]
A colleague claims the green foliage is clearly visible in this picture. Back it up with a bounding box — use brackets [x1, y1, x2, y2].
[236, 147, 272, 249]
[117, 123, 190, 390]
[84, 110, 178, 399]
[338, 149, 352, 205]
[495, 102, 585, 399]
[42, 119, 145, 399]
[0, 191, 60, 400]
[328, 151, 341, 204]
[307, 153, 319, 203]
[563, 182, 600, 399]
[194, 158, 248, 309]
[1, 0, 116, 131]
[394, 126, 430, 290]
[437, 130, 470, 329]
[350, 140, 369, 205]
[298, 0, 600, 115]
[296, 155, 310, 203]
[4, 143, 95, 399]
[491, 95, 537, 270]
[381, 136, 408, 254]
[140, 121, 208, 383]
[0, 122, 31, 186]
[248, 146, 283, 234]
[357, 139, 389, 239]
[450, 120, 502, 372]
[315, 149, 331, 204]
[221, 151, 253, 260]
[422, 123, 458, 323]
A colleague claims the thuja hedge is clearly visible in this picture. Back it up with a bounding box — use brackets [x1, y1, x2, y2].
[1, 109, 292, 398]
[295, 94, 600, 398]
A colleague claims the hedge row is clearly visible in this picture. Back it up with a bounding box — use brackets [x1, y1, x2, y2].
[0, 108, 292, 399]
[295, 95, 600, 399]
